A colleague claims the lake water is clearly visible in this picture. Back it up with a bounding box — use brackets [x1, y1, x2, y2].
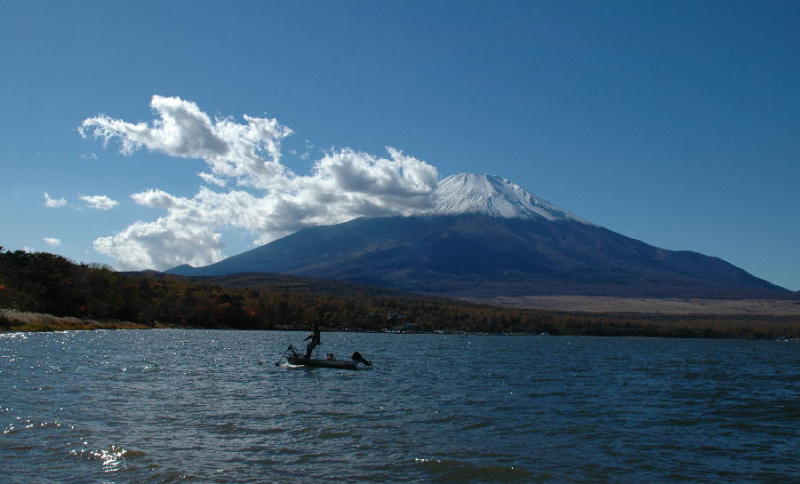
[1, 330, 798, 483]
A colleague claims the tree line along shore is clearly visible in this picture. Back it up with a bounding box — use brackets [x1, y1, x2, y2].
[1, 248, 798, 339]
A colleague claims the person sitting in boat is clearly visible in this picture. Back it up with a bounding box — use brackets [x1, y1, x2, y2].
[326, 353, 335, 360]
[304, 325, 321, 358]
[351, 351, 371, 366]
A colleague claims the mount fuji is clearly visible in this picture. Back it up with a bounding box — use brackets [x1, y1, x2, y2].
[168, 174, 790, 299]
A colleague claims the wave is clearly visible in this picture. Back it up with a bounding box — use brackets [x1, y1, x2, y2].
[414, 458, 538, 483]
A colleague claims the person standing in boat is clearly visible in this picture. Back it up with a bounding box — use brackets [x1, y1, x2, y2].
[304, 325, 321, 358]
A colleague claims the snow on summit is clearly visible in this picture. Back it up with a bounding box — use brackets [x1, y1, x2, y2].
[430, 173, 586, 222]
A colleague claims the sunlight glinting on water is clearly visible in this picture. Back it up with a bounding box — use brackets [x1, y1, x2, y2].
[1, 330, 799, 482]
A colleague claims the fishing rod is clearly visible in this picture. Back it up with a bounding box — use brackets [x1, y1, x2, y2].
[274, 344, 297, 366]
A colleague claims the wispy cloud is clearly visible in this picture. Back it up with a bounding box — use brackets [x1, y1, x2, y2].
[289, 139, 315, 161]
[80, 195, 119, 210]
[197, 172, 227, 187]
[42, 237, 61, 247]
[43, 192, 67, 208]
[81, 95, 439, 270]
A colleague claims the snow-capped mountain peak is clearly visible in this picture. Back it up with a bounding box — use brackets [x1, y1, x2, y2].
[431, 173, 585, 222]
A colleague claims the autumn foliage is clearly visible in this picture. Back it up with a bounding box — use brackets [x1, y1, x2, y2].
[1, 247, 798, 338]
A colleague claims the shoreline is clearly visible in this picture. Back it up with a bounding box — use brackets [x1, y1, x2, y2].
[2, 308, 798, 340]
[0, 309, 171, 332]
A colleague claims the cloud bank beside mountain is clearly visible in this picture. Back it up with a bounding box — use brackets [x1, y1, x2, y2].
[80, 95, 439, 269]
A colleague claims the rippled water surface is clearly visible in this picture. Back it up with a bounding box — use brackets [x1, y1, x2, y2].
[2, 330, 799, 482]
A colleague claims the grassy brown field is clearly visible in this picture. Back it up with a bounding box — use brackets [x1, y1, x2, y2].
[474, 295, 800, 316]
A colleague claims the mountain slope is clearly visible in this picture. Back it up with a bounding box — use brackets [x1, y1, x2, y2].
[169, 173, 791, 299]
[169, 214, 789, 298]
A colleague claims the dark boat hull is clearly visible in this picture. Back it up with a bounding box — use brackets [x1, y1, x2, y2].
[287, 355, 359, 370]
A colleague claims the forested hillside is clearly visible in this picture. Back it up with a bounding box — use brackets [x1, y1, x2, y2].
[1, 248, 798, 338]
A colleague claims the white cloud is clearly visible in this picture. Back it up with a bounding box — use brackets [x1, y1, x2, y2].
[82, 95, 440, 270]
[80, 195, 119, 210]
[93, 218, 223, 270]
[79, 151, 98, 160]
[80, 95, 294, 189]
[43, 237, 61, 247]
[44, 192, 67, 208]
[198, 171, 227, 187]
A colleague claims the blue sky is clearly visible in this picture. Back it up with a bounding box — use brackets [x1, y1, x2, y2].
[1, 0, 798, 289]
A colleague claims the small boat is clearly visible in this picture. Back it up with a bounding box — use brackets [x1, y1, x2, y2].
[279, 345, 371, 370]
[286, 354, 360, 370]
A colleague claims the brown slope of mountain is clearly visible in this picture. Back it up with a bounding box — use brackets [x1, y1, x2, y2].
[170, 215, 792, 299]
